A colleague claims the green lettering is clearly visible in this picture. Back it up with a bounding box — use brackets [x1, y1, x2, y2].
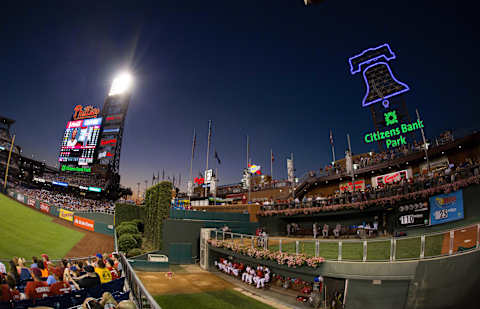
[401, 124, 408, 133]
[364, 133, 372, 143]
[386, 139, 392, 148]
[385, 130, 390, 138]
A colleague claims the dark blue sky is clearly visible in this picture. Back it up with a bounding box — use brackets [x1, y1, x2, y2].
[1, 0, 478, 190]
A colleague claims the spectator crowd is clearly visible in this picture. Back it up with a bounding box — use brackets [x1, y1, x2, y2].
[16, 187, 115, 213]
[0, 252, 134, 309]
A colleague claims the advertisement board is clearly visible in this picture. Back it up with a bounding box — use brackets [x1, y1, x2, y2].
[371, 169, 412, 188]
[339, 179, 365, 192]
[429, 190, 464, 225]
[74, 216, 95, 231]
[58, 117, 102, 166]
[59, 209, 74, 222]
[397, 201, 429, 227]
[17, 194, 24, 203]
[27, 198, 36, 207]
[40, 202, 50, 213]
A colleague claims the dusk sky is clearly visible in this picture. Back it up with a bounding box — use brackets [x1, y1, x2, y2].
[1, 1, 479, 191]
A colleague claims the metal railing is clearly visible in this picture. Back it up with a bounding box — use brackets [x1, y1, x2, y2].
[210, 222, 480, 262]
[119, 252, 161, 309]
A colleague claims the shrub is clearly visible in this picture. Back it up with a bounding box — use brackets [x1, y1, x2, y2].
[116, 224, 139, 237]
[132, 233, 143, 248]
[132, 219, 144, 233]
[127, 248, 143, 258]
[118, 234, 137, 253]
[115, 203, 145, 226]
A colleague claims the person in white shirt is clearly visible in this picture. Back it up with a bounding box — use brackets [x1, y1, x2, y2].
[0, 261, 6, 274]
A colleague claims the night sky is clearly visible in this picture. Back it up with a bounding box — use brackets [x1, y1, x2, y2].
[1, 1, 479, 192]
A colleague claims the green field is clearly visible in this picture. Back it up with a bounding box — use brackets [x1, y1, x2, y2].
[269, 235, 444, 261]
[0, 193, 85, 260]
[154, 289, 275, 309]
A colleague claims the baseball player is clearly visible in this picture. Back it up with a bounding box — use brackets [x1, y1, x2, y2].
[242, 266, 251, 282]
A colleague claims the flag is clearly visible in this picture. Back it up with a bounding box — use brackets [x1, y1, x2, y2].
[271, 150, 274, 162]
[214, 150, 221, 165]
[162, 169, 165, 180]
[192, 129, 196, 159]
[329, 130, 334, 146]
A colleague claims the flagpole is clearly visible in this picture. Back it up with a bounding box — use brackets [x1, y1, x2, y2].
[205, 120, 212, 198]
[330, 130, 336, 163]
[189, 129, 196, 200]
[3, 134, 15, 190]
[416, 109, 430, 173]
[270, 148, 273, 181]
[247, 135, 250, 203]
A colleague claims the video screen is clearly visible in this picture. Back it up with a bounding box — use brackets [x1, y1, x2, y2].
[58, 117, 102, 166]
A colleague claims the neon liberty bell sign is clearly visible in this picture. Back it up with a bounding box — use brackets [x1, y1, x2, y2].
[348, 43, 409, 109]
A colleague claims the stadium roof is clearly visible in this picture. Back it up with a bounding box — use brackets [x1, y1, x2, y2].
[0, 115, 15, 126]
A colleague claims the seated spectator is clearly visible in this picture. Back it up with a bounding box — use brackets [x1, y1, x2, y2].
[16, 258, 32, 281]
[95, 260, 112, 284]
[106, 259, 119, 280]
[74, 265, 100, 289]
[100, 292, 118, 309]
[50, 270, 71, 296]
[0, 261, 6, 276]
[117, 300, 137, 309]
[0, 277, 11, 302]
[30, 256, 39, 269]
[25, 268, 51, 299]
[333, 224, 341, 238]
[322, 224, 329, 238]
[6, 275, 21, 301]
[82, 297, 103, 309]
[37, 260, 49, 279]
[7, 261, 20, 286]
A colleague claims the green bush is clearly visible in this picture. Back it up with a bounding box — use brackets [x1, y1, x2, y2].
[132, 233, 143, 248]
[115, 203, 145, 226]
[132, 219, 144, 233]
[118, 234, 137, 253]
[116, 224, 139, 237]
[127, 248, 143, 258]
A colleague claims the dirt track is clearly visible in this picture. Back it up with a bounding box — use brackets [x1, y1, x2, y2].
[136, 265, 233, 295]
[52, 217, 114, 258]
[441, 225, 477, 254]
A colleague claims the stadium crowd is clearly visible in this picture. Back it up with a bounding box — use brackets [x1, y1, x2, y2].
[0, 253, 134, 308]
[260, 158, 480, 215]
[43, 172, 106, 189]
[17, 188, 115, 213]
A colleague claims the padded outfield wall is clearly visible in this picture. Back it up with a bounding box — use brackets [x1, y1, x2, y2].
[209, 246, 480, 309]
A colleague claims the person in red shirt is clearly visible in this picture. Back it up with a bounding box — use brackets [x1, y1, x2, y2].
[105, 259, 119, 280]
[25, 268, 52, 300]
[50, 270, 71, 296]
[0, 282, 10, 302]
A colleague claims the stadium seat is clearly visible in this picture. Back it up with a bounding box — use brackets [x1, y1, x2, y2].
[68, 289, 88, 307]
[102, 277, 125, 293]
[113, 290, 130, 302]
[87, 285, 103, 298]
[0, 301, 11, 309]
[12, 299, 35, 309]
[35, 295, 65, 309]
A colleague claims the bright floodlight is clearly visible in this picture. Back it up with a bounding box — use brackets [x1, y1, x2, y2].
[109, 72, 133, 96]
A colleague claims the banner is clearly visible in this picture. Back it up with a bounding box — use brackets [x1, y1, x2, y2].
[371, 169, 412, 187]
[59, 209, 74, 222]
[27, 198, 36, 208]
[40, 202, 50, 213]
[17, 194, 24, 202]
[429, 190, 464, 225]
[74, 216, 95, 231]
[339, 179, 365, 192]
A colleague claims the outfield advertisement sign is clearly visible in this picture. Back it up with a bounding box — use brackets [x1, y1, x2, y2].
[16, 194, 24, 202]
[74, 216, 95, 231]
[40, 202, 50, 213]
[27, 198, 36, 207]
[429, 190, 464, 225]
[59, 209, 74, 222]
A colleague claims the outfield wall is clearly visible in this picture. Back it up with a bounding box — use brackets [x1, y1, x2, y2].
[209, 246, 480, 309]
[7, 189, 114, 236]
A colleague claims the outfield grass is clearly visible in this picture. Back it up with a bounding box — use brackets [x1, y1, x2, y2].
[154, 289, 275, 309]
[0, 194, 84, 260]
[268, 235, 444, 261]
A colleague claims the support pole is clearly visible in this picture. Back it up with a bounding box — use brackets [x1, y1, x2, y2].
[338, 241, 342, 261]
[3, 134, 15, 189]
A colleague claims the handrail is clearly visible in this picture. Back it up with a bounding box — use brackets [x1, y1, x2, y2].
[119, 252, 161, 309]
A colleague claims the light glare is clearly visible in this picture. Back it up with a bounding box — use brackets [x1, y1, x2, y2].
[109, 73, 133, 96]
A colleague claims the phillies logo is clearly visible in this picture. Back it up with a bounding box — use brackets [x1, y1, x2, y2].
[194, 177, 204, 185]
[73, 105, 100, 120]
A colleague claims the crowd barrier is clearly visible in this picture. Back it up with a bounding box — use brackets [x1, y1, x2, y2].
[120, 252, 161, 309]
[7, 189, 114, 236]
[169, 208, 250, 222]
[211, 222, 480, 262]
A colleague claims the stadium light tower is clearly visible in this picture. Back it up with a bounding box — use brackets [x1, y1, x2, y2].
[109, 72, 133, 96]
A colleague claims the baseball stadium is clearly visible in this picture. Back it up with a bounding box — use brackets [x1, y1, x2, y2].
[1, 1, 480, 309]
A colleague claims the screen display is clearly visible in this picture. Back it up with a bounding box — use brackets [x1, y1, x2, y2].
[58, 117, 102, 166]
